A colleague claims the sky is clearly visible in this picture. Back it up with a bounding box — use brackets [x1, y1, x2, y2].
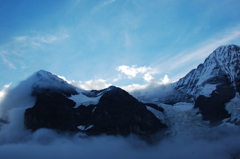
[1, 0, 240, 90]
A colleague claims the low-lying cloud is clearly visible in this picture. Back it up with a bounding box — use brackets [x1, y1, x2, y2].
[0, 126, 239, 159]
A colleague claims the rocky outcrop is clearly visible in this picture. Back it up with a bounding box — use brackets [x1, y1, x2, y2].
[25, 92, 78, 131]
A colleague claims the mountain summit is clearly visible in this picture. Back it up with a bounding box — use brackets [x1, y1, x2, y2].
[172, 44, 240, 124]
[174, 44, 240, 98]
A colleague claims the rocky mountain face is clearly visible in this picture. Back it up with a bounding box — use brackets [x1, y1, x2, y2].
[24, 73, 167, 136]
[174, 44, 239, 99]
[172, 44, 240, 124]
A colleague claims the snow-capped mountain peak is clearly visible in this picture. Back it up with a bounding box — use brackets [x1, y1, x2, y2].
[35, 70, 69, 86]
[174, 44, 240, 98]
[31, 70, 78, 96]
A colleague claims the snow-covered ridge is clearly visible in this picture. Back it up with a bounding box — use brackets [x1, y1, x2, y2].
[30, 70, 78, 96]
[174, 44, 240, 98]
[132, 44, 239, 104]
[225, 93, 240, 123]
[33, 70, 72, 88]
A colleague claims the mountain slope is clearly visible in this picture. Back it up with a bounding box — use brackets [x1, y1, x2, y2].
[174, 44, 240, 99]
[175, 44, 240, 124]
[24, 72, 167, 136]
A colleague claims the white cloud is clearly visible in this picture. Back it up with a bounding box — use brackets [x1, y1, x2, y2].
[0, 83, 12, 101]
[121, 83, 148, 93]
[162, 75, 170, 85]
[70, 79, 111, 90]
[38, 36, 58, 43]
[165, 25, 240, 71]
[153, 25, 240, 82]
[0, 32, 69, 69]
[12, 33, 69, 47]
[14, 36, 27, 42]
[116, 65, 152, 78]
[103, 0, 116, 6]
[116, 65, 159, 83]
[34, 34, 69, 44]
[143, 73, 154, 83]
[57, 75, 111, 90]
[0, 54, 16, 69]
[121, 74, 171, 93]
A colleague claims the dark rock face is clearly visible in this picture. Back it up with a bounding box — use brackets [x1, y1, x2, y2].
[194, 83, 235, 125]
[144, 103, 164, 112]
[25, 86, 167, 136]
[25, 92, 79, 131]
[0, 118, 8, 129]
[84, 87, 167, 136]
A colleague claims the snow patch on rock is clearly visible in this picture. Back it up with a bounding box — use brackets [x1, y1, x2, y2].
[225, 93, 240, 122]
[69, 93, 102, 108]
[199, 84, 217, 97]
[77, 125, 94, 131]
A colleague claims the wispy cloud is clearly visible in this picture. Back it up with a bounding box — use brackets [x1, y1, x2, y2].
[13, 33, 69, 46]
[103, 0, 117, 6]
[181, 25, 239, 65]
[14, 36, 27, 42]
[155, 25, 240, 81]
[0, 54, 16, 69]
[0, 32, 69, 69]
[34, 34, 69, 44]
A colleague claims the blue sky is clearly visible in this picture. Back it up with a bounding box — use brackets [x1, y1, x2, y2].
[1, 0, 240, 90]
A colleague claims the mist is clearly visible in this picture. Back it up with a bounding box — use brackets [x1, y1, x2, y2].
[0, 127, 239, 159]
[0, 76, 240, 159]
